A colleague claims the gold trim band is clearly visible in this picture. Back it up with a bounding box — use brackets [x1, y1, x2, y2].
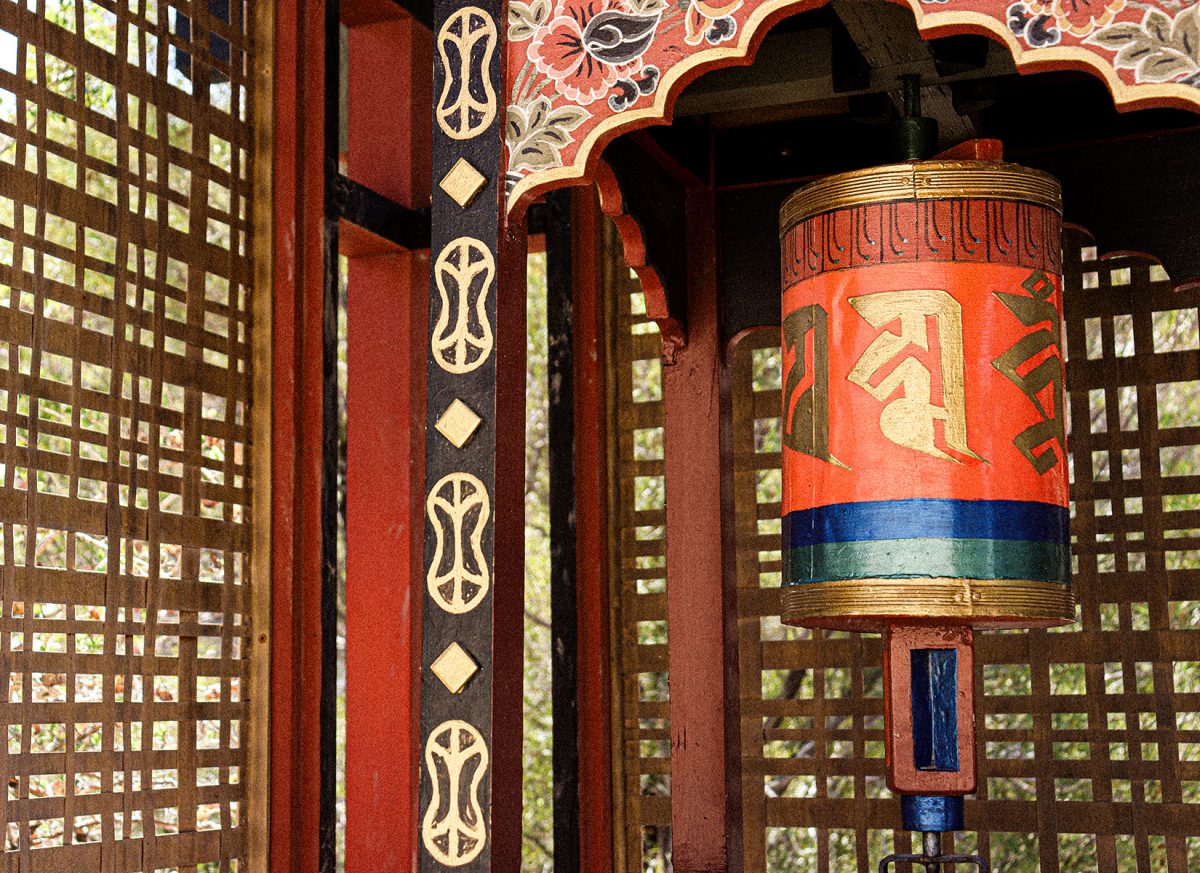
[781, 577, 1075, 632]
[779, 160, 1062, 234]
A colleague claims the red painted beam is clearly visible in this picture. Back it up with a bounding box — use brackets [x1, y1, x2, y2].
[271, 1, 327, 871]
[345, 252, 427, 873]
[344, 16, 431, 873]
[663, 188, 739, 873]
[573, 187, 615, 873]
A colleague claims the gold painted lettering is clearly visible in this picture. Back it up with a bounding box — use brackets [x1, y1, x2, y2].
[992, 270, 1066, 473]
[781, 304, 846, 467]
[848, 288, 982, 462]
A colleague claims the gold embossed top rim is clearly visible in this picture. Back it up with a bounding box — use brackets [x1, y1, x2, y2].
[779, 160, 1062, 234]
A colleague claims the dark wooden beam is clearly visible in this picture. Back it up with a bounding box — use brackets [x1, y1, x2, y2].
[831, 0, 985, 148]
[673, 28, 835, 118]
[545, 187, 581, 873]
[391, 0, 433, 28]
[674, 18, 1013, 128]
[331, 173, 432, 250]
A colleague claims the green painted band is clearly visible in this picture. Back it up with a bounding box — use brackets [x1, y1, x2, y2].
[785, 537, 1070, 585]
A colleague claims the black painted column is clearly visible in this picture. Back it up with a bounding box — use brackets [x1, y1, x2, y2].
[419, 1, 526, 871]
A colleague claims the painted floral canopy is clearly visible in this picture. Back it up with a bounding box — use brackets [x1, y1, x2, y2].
[501, 0, 1200, 209]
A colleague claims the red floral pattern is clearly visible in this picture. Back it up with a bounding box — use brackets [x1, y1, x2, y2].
[505, 0, 1200, 212]
[529, 0, 643, 104]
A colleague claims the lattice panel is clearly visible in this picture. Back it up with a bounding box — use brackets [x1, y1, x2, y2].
[606, 222, 672, 873]
[733, 227, 1200, 872]
[0, 1, 259, 869]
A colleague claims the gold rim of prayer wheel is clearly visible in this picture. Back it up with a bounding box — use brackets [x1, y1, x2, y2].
[779, 160, 1063, 235]
[781, 578, 1075, 632]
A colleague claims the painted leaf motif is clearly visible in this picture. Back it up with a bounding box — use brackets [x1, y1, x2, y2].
[1169, 3, 1200, 59]
[1145, 8, 1172, 43]
[506, 105, 530, 144]
[508, 0, 550, 41]
[1088, 22, 1147, 48]
[546, 105, 590, 130]
[538, 125, 573, 146]
[514, 139, 562, 170]
[1090, 5, 1200, 84]
[1138, 49, 1194, 81]
[525, 96, 553, 132]
[1115, 37, 1157, 68]
[506, 96, 591, 173]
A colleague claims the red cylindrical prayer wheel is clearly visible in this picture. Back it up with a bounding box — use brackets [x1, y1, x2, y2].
[778, 160, 1072, 631]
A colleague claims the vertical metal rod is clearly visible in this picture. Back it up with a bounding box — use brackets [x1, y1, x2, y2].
[546, 188, 581, 873]
[320, 0, 341, 870]
[923, 831, 941, 873]
[902, 74, 922, 119]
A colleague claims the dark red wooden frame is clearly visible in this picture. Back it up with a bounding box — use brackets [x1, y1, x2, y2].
[343, 10, 431, 873]
[270, 2, 326, 871]
[271, 2, 434, 871]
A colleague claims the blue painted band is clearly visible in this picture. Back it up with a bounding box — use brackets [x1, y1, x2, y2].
[784, 537, 1070, 584]
[901, 795, 964, 833]
[785, 498, 1069, 548]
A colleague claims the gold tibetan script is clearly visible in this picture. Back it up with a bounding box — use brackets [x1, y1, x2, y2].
[781, 304, 846, 467]
[992, 270, 1066, 473]
[848, 288, 982, 462]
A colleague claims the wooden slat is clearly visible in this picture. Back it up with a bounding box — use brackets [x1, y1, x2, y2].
[0, 1, 262, 869]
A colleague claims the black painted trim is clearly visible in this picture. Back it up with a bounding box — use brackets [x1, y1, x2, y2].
[391, 0, 435, 29]
[331, 174, 433, 250]
[545, 189, 580, 873]
[321, 0, 341, 871]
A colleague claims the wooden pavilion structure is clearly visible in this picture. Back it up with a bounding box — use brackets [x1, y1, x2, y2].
[1, 0, 1199, 871]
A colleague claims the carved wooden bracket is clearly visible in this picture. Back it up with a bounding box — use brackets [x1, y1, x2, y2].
[594, 160, 687, 363]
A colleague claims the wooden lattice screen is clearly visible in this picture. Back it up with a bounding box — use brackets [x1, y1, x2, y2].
[0, 1, 266, 869]
[730, 226, 1200, 872]
[607, 222, 673, 873]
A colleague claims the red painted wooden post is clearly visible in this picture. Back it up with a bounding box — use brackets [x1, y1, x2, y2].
[343, 11, 431, 873]
[663, 189, 740, 873]
[573, 188, 616, 873]
[271, 1, 327, 871]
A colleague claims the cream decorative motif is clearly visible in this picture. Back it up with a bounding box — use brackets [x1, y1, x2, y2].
[848, 289, 982, 463]
[432, 238, 496, 374]
[426, 472, 491, 614]
[430, 642, 481, 694]
[422, 719, 489, 865]
[440, 158, 490, 209]
[435, 398, 484, 448]
[436, 6, 498, 139]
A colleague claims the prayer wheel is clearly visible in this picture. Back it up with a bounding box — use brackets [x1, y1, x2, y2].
[778, 159, 1073, 632]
